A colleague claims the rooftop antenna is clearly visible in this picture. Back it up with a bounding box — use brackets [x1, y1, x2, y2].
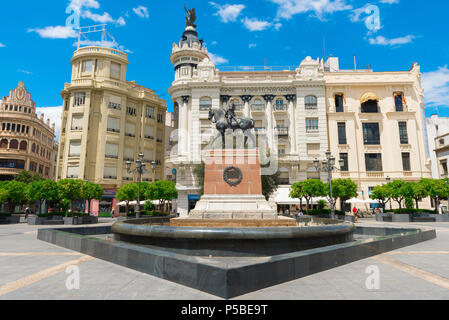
[263, 58, 268, 70]
[76, 24, 119, 50]
[353, 54, 357, 71]
[323, 36, 326, 61]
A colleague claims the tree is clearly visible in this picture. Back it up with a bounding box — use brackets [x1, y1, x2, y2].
[370, 184, 391, 211]
[412, 180, 429, 209]
[326, 178, 358, 211]
[81, 182, 104, 214]
[57, 179, 83, 212]
[13, 171, 43, 184]
[290, 181, 306, 212]
[25, 180, 59, 214]
[116, 183, 139, 214]
[291, 179, 325, 214]
[421, 178, 449, 213]
[389, 180, 408, 213]
[145, 180, 178, 212]
[3, 181, 27, 214]
[0, 187, 9, 205]
[262, 171, 280, 201]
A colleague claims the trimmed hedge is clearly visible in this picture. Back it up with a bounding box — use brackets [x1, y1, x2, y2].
[305, 209, 345, 216]
[385, 209, 438, 214]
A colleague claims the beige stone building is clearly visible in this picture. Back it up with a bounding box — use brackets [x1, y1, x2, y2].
[57, 46, 167, 214]
[325, 58, 432, 210]
[0, 82, 57, 180]
[167, 16, 432, 215]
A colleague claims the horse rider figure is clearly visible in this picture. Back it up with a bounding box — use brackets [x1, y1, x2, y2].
[225, 103, 239, 129]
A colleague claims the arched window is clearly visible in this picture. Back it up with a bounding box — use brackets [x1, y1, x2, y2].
[275, 99, 286, 110]
[230, 98, 242, 110]
[251, 99, 264, 111]
[360, 92, 379, 113]
[199, 97, 212, 111]
[31, 143, 36, 153]
[0, 139, 8, 148]
[19, 141, 27, 151]
[305, 95, 318, 109]
[9, 139, 18, 149]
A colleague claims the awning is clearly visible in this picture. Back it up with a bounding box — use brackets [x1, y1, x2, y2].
[360, 92, 379, 104]
[274, 187, 328, 205]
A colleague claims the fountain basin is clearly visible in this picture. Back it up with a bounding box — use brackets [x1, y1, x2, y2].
[111, 217, 355, 257]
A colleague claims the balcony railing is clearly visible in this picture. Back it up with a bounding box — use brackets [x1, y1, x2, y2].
[275, 127, 289, 137]
[274, 105, 287, 111]
[104, 175, 118, 179]
[105, 155, 119, 159]
[145, 135, 154, 140]
[107, 128, 120, 133]
[108, 102, 121, 110]
[125, 133, 136, 137]
[251, 105, 265, 111]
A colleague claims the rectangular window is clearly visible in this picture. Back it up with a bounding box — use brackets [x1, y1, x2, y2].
[337, 122, 347, 145]
[335, 94, 344, 112]
[306, 118, 319, 132]
[441, 161, 448, 176]
[104, 167, 117, 179]
[74, 92, 86, 106]
[143, 149, 153, 162]
[110, 62, 121, 78]
[71, 115, 83, 131]
[402, 152, 411, 171]
[105, 143, 119, 159]
[107, 117, 120, 133]
[125, 123, 136, 137]
[82, 60, 93, 73]
[307, 143, 320, 156]
[124, 147, 134, 161]
[157, 112, 164, 123]
[399, 122, 408, 144]
[145, 105, 155, 119]
[395, 93, 404, 112]
[69, 141, 81, 157]
[127, 106, 136, 116]
[144, 125, 154, 139]
[363, 123, 380, 145]
[365, 153, 383, 172]
[67, 166, 79, 178]
[340, 153, 349, 171]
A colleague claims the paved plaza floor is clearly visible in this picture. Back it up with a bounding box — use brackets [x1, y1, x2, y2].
[0, 218, 448, 300]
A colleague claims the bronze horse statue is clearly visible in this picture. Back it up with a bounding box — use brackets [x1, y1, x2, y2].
[208, 105, 255, 149]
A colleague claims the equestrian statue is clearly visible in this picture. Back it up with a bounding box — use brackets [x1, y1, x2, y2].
[208, 103, 256, 149]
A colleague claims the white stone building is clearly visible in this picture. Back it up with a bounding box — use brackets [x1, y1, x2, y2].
[425, 115, 449, 178]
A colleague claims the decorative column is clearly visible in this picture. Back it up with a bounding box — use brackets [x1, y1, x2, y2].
[286, 94, 297, 154]
[241, 95, 253, 118]
[263, 95, 275, 152]
[181, 96, 189, 158]
[220, 95, 231, 108]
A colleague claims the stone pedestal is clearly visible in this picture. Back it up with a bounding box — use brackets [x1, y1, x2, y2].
[173, 149, 292, 226]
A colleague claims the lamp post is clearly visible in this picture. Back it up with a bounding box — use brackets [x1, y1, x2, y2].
[314, 150, 345, 219]
[126, 153, 150, 219]
[386, 176, 392, 210]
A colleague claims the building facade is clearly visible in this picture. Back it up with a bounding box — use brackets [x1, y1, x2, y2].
[425, 115, 449, 178]
[325, 58, 432, 210]
[57, 46, 167, 214]
[168, 18, 432, 216]
[0, 82, 57, 180]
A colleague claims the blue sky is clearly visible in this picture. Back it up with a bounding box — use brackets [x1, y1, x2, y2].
[0, 0, 448, 134]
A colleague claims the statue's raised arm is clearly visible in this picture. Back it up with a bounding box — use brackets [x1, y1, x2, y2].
[184, 5, 197, 28]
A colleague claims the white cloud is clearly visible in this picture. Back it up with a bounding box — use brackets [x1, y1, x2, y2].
[36, 106, 63, 139]
[249, 43, 257, 48]
[0, 43, 5, 47]
[368, 34, 416, 46]
[208, 53, 229, 65]
[81, 10, 126, 26]
[28, 26, 78, 39]
[269, 0, 352, 20]
[17, 70, 33, 75]
[242, 17, 273, 31]
[210, 2, 245, 23]
[68, 0, 100, 12]
[133, 6, 149, 18]
[422, 66, 449, 107]
[380, 0, 399, 3]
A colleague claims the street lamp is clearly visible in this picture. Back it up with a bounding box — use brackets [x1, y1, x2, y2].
[386, 176, 392, 210]
[125, 153, 153, 219]
[314, 150, 345, 219]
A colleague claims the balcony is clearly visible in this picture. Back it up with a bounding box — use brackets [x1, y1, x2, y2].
[124, 157, 134, 161]
[275, 127, 289, 137]
[145, 135, 154, 140]
[273, 105, 288, 112]
[105, 155, 119, 159]
[251, 105, 265, 114]
[104, 175, 117, 179]
[108, 102, 121, 110]
[107, 128, 120, 133]
[125, 133, 136, 138]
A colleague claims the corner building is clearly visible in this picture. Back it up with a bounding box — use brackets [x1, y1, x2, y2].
[0, 82, 57, 180]
[57, 46, 167, 214]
